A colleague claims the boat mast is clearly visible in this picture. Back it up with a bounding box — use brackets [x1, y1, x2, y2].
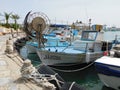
[89, 18, 91, 30]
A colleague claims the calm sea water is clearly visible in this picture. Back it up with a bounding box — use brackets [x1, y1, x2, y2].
[103, 31, 120, 41]
[20, 31, 120, 90]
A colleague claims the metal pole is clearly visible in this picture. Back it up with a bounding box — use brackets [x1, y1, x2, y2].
[38, 24, 42, 48]
[85, 43, 88, 53]
[89, 19, 91, 30]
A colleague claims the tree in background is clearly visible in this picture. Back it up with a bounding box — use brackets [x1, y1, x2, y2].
[4, 12, 12, 28]
[0, 13, 2, 25]
[11, 14, 20, 30]
[11, 14, 20, 35]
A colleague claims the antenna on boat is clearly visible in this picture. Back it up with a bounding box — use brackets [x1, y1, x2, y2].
[85, 8, 92, 30]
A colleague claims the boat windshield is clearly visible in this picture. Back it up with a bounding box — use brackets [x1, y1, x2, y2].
[81, 31, 98, 41]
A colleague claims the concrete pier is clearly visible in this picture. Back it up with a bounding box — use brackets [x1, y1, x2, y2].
[0, 34, 44, 90]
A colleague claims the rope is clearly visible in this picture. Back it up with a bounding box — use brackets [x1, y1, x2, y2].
[36, 70, 64, 87]
[50, 62, 94, 72]
[61, 45, 69, 52]
[52, 73, 63, 88]
[21, 66, 64, 87]
[69, 82, 75, 90]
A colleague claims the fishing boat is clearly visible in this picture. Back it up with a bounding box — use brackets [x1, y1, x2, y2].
[36, 30, 112, 66]
[23, 11, 80, 54]
[95, 44, 120, 90]
[23, 11, 112, 69]
[26, 41, 38, 53]
[95, 55, 120, 90]
[25, 32, 70, 54]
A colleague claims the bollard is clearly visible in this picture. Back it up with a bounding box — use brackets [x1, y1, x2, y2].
[20, 59, 36, 79]
[5, 37, 14, 54]
[20, 59, 56, 90]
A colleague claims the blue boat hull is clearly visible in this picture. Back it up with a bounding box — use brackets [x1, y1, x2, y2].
[95, 62, 120, 90]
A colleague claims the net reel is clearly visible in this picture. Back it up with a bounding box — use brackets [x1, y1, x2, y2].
[23, 11, 50, 47]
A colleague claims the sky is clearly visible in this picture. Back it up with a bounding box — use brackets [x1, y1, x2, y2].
[0, 0, 120, 27]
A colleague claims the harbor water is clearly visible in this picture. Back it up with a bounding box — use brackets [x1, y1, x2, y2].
[20, 31, 120, 90]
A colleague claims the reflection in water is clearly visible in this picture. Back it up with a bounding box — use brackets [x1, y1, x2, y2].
[54, 65, 102, 90]
[102, 86, 115, 90]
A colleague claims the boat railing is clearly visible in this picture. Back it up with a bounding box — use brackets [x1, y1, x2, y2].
[73, 42, 95, 52]
[61, 45, 70, 52]
[113, 35, 120, 44]
[73, 40, 113, 53]
[45, 38, 69, 47]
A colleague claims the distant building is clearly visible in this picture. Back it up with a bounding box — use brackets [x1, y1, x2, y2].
[105, 26, 120, 31]
[71, 20, 90, 30]
[92, 24, 103, 31]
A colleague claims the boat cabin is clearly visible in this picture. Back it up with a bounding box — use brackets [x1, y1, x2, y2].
[73, 30, 111, 52]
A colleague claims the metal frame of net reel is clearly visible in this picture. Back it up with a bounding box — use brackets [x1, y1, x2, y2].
[23, 11, 50, 38]
[27, 12, 50, 34]
[23, 11, 50, 47]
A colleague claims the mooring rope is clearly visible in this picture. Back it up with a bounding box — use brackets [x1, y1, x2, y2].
[34, 65, 65, 87]
[50, 62, 94, 72]
[69, 82, 75, 90]
[36, 71, 64, 88]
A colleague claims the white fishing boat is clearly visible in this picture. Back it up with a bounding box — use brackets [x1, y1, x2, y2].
[23, 11, 81, 54]
[25, 34, 70, 54]
[95, 45, 120, 90]
[23, 11, 112, 68]
[25, 27, 80, 54]
[95, 55, 120, 90]
[26, 41, 38, 53]
[37, 30, 112, 66]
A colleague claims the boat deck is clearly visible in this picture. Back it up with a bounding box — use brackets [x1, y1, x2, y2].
[95, 56, 120, 67]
